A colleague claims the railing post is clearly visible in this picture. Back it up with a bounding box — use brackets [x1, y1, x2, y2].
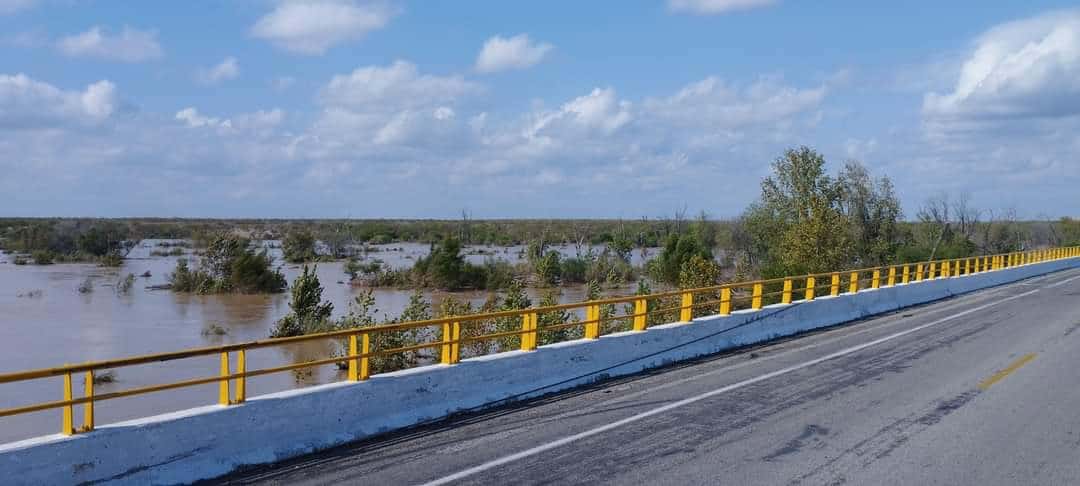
[83, 370, 94, 432]
[219, 352, 230, 406]
[720, 287, 732, 314]
[520, 312, 538, 351]
[915, 264, 924, 282]
[782, 279, 793, 304]
[952, 260, 960, 277]
[965, 258, 971, 275]
[942, 261, 950, 278]
[360, 332, 372, 379]
[350, 333, 362, 378]
[847, 272, 858, 294]
[871, 270, 881, 289]
[804, 277, 816, 301]
[929, 262, 937, 279]
[902, 265, 910, 284]
[585, 304, 600, 339]
[887, 267, 896, 286]
[234, 349, 246, 404]
[830, 273, 840, 296]
[680, 292, 693, 322]
[61, 371, 74, 436]
[752, 283, 763, 309]
[633, 298, 648, 331]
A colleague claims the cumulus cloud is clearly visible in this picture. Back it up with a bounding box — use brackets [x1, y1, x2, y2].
[531, 88, 632, 137]
[0, 73, 117, 127]
[0, 61, 831, 217]
[196, 57, 240, 85]
[251, 1, 394, 55]
[475, 34, 554, 73]
[320, 60, 479, 111]
[668, 0, 776, 15]
[56, 26, 163, 62]
[176, 107, 284, 133]
[923, 9, 1080, 120]
[644, 76, 825, 129]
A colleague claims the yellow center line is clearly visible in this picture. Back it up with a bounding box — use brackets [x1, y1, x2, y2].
[978, 353, 1037, 391]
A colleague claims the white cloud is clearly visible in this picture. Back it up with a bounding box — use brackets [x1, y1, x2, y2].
[251, 1, 394, 55]
[176, 107, 284, 133]
[668, 0, 776, 15]
[475, 34, 554, 73]
[0, 73, 117, 126]
[196, 57, 240, 85]
[56, 26, 163, 62]
[642, 76, 826, 131]
[176, 107, 231, 129]
[924, 9, 1080, 120]
[320, 60, 479, 111]
[531, 87, 632, 137]
[0, 0, 36, 14]
[0, 65, 833, 217]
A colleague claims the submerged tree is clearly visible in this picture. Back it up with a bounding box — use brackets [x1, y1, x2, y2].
[271, 266, 334, 338]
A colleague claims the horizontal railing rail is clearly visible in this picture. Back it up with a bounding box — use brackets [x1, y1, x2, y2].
[1, 246, 1077, 436]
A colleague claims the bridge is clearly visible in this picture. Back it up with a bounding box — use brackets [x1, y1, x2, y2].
[1, 249, 1078, 484]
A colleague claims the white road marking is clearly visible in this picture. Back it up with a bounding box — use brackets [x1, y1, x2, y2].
[421, 287, 1042, 486]
[1045, 274, 1080, 288]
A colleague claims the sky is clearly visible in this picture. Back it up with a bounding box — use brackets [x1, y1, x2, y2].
[1, 0, 1079, 219]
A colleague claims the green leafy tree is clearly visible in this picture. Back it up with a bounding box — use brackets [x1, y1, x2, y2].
[270, 266, 334, 338]
[170, 233, 286, 294]
[679, 255, 722, 317]
[740, 146, 859, 278]
[494, 279, 532, 351]
[282, 229, 318, 263]
[537, 289, 575, 345]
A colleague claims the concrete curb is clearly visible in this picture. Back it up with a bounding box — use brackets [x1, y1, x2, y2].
[2, 258, 1077, 485]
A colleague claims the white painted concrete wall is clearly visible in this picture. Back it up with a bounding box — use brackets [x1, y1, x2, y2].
[2, 258, 1077, 485]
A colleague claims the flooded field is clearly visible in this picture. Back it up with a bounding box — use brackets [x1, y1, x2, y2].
[0, 240, 653, 442]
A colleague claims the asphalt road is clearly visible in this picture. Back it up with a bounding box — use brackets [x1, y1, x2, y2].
[211, 268, 1080, 486]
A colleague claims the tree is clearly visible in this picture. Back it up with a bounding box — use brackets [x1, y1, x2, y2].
[494, 279, 532, 351]
[738, 147, 902, 278]
[414, 238, 486, 290]
[270, 266, 333, 338]
[282, 229, 318, 263]
[836, 161, 902, 265]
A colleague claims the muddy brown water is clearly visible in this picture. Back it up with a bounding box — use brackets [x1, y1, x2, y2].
[0, 241, 653, 443]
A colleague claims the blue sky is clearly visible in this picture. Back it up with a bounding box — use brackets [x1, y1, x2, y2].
[1, 0, 1079, 219]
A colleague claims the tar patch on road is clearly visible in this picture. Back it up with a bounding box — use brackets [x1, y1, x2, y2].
[763, 424, 831, 461]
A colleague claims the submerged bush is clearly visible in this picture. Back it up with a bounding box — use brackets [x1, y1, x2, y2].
[169, 234, 286, 294]
[271, 266, 334, 338]
[283, 229, 318, 263]
[116, 273, 136, 294]
[31, 250, 54, 265]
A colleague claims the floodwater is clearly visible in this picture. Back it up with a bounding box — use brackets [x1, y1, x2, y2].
[0, 240, 651, 443]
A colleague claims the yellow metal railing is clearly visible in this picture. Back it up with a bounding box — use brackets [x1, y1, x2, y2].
[1, 246, 1077, 436]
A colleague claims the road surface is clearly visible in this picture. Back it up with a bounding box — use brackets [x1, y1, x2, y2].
[210, 267, 1080, 485]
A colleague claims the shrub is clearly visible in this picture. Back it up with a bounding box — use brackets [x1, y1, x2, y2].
[169, 234, 286, 294]
[116, 273, 136, 294]
[31, 250, 54, 264]
[413, 238, 487, 290]
[271, 266, 334, 338]
[99, 252, 123, 267]
[77, 277, 93, 294]
[283, 229, 318, 263]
